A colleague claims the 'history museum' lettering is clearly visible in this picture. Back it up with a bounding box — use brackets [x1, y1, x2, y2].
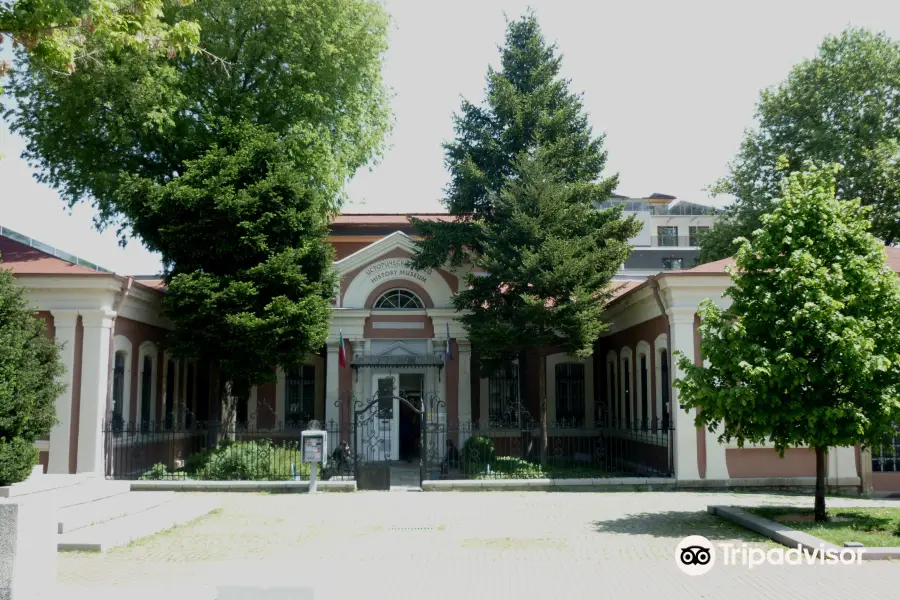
[366, 259, 432, 285]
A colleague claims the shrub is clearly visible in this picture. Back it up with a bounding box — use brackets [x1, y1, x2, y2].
[0, 266, 65, 486]
[468, 456, 546, 480]
[141, 463, 171, 480]
[191, 439, 310, 481]
[461, 436, 496, 475]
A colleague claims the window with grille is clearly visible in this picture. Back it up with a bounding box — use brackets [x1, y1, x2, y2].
[606, 360, 617, 424]
[488, 363, 520, 426]
[555, 363, 585, 426]
[185, 364, 195, 428]
[286, 365, 316, 427]
[373, 289, 425, 309]
[112, 352, 126, 430]
[165, 359, 176, 429]
[640, 355, 649, 430]
[140, 356, 153, 426]
[873, 427, 900, 472]
[622, 358, 631, 427]
[660, 350, 670, 429]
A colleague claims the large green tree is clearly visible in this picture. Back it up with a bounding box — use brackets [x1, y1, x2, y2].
[0, 260, 65, 485]
[676, 164, 900, 522]
[118, 123, 335, 409]
[411, 13, 639, 459]
[701, 28, 900, 262]
[6, 0, 391, 230]
[6, 0, 391, 416]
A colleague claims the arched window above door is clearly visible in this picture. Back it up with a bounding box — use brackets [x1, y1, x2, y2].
[373, 288, 425, 309]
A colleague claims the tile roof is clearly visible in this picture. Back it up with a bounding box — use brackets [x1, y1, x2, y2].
[331, 213, 453, 226]
[0, 234, 109, 276]
[133, 278, 166, 292]
[610, 280, 644, 299]
[668, 247, 900, 276]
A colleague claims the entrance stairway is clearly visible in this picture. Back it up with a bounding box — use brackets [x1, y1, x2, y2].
[1, 474, 219, 552]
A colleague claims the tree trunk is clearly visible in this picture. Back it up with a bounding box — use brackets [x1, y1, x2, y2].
[815, 446, 827, 522]
[539, 351, 548, 466]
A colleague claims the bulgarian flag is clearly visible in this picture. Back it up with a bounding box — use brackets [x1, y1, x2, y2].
[338, 329, 347, 368]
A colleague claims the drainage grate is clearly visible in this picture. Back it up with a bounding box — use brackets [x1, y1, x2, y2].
[389, 526, 437, 532]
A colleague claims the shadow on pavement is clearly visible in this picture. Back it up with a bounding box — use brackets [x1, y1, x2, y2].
[591, 510, 767, 542]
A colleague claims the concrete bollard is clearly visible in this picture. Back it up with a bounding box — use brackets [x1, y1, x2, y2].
[0, 502, 57, 600]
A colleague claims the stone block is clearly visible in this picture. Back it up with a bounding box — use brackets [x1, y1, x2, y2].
[357, 466, 390, 491]
[0, 502, 57, 600]
[551, 478, 593, 487]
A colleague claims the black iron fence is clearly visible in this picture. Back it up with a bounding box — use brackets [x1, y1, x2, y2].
[103, 418, 674, 481]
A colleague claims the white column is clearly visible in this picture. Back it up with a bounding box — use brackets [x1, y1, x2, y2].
[705, 423, 730, 480]
[48, 310, 79, 474]
[828, 446, 858, 485]
[354, 343, 366, 408]
[457, 341, 472, 424]
[668, 308, 701, 481]
[76, 309, 115, 475]
[325, 343, 340, 430]
[701, 358, 729, 480]
[458, 341, 472, 446]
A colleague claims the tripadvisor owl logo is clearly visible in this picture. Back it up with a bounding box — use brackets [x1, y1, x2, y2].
[675, 534, 863, 575]
[675, 535, 715, 576]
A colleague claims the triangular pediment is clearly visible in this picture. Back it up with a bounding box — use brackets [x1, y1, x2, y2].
[334, 231, 417, 276]
[376, 341, 420, 356]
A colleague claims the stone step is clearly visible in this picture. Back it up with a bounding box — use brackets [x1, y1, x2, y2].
[0, 474, 87, 499]
[17, 480, 132, 509]
[58, 491, 176, 533]
[58, 496, 220, 552]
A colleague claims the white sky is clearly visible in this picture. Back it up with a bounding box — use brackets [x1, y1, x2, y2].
[1, 0, 898, 275]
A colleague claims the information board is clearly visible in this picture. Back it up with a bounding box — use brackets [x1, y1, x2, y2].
[303, 436, 323, 463]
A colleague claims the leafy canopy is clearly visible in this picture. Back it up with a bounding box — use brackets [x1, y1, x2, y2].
[6, 0, 391, 230]
[702, 28, 900, 262]
[411, 11, 618, 271]
[120, 123, 336, 388]
[0, 260, 65, 485]
[0, 0, 202, 81]
[676, 164, 900, 453]
[457, 153, 640, 373]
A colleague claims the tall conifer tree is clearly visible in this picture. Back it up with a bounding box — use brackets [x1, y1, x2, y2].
[412, 13, 639, 461]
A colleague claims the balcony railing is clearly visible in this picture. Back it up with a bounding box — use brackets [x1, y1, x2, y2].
[650, 204, 719, 216]
[651, 236, 702, 247]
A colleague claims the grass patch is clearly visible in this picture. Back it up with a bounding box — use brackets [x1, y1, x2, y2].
[748, 507, 900, 547]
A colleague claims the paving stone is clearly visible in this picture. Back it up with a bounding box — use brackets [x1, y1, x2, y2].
[56, 491, 900, 599]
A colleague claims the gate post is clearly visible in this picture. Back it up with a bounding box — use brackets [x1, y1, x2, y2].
[419, 397, 427, 486]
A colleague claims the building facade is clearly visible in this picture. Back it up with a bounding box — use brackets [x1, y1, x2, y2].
[599, 194, 720, 280]
[4, 215, 899, 492]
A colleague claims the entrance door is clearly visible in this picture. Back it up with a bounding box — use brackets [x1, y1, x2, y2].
[370, 373, 399, 462]
[398, 373, 424, 462]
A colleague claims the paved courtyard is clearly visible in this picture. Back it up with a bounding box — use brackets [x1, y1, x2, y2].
[58, 491, 900, 599]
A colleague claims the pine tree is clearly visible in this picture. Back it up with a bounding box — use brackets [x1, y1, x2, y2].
[0, 261, 65, 485]
[411, 13, 639, 462]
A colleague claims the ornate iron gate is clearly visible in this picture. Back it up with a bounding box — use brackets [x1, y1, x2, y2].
[348, 380, 436, 489]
